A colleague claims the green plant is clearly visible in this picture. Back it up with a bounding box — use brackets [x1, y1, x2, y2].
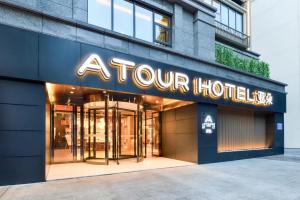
[215, 44, 270, 78]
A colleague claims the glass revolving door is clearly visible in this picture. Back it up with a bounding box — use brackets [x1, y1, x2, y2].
[86, 109, 108, 164]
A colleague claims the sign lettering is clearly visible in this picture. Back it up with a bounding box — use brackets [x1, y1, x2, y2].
[77, 54, 273, 106]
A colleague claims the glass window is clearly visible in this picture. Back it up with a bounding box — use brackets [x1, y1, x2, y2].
[154, 13, 171, 44]
[135, 5, 153, 42]
[88, 0, 171, 46]
[113, 0, 133, 36]
[154, 13, 170, 27]
[229, 9, 235, 29]
[212, 0, 221, 22]
[236, 13, 243, 32]
[221, 4, 228, 26]
[88, 0, 112, 30]
[155, 25, 169, 44]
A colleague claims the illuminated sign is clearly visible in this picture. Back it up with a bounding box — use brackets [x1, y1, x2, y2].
[202, 115, 215, 134]
[77, 54, 273, 106]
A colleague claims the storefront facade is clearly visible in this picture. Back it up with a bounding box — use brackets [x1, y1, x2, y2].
[0, 0, 286, 186]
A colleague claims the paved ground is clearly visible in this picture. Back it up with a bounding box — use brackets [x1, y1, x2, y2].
[1, 149, 300, 200]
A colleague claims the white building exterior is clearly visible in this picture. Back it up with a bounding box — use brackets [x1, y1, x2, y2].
[251, 0, 300, 148]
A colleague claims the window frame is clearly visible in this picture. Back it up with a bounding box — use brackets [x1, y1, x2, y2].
[88, 0, 172, 47]
[153, 13, 172, 46]
[210, 0, 244, 34]
[112, 0, 134, 36]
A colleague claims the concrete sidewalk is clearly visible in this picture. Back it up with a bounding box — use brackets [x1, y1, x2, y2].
[1, 149, 300, 200]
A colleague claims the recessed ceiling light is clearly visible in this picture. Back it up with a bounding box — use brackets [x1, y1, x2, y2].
[71, 87, 76, 90]
[70, 91, 74, 94]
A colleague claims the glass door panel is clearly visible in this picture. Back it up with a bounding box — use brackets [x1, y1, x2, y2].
[53, 111, 74, 163]
[152, 112, 161, 156]
[95, 109, 106, 159]
[137, 111, 144, 162]
[118, 110, 135, 158]
[86, 109, 108, 164]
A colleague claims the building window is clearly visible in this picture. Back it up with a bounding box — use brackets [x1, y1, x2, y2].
[88, 0, 172, 46]
[88, 0, 112, 30]
[205, 0, 244, 33]
[154, 13, 171, 45]
[221, 4, 229, 26]
[235, 12, 243, 32]
[113, 0, 133, 36]
[135, 5, 153, 42]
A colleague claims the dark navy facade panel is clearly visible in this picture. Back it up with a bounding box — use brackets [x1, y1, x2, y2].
[0, 79, 45, 185]
[38, 34, 81, 86]
[0, 24, 38, 80]
[273, 113, 284, 153]
[0, 23, 286, 113]
[197, 103, 218, 164]
[0, 23, 286, 185]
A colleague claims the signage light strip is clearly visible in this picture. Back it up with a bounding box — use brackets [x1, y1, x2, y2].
[77, 54, 273, 106]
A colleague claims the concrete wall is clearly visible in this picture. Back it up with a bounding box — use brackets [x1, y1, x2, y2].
[162, 104, 198, 163]
[251, 0, 300, 148]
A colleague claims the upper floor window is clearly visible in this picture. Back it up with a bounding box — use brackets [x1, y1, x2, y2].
[204, 0, 244, 33]
[88, 0, 172, 46]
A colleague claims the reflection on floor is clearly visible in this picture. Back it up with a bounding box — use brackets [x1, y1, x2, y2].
[47, 157, 195, 181]
[53, 149, 73, 163]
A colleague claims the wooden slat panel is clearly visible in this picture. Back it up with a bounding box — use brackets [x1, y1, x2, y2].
[218, 109, 271, 152]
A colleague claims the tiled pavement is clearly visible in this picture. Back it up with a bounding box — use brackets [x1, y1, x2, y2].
[0, 149, 300, 200]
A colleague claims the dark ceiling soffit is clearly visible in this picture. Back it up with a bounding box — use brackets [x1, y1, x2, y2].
[0, 1, 287, 87]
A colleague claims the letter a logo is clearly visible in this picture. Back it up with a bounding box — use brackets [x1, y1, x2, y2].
[77, 54, 111, 80]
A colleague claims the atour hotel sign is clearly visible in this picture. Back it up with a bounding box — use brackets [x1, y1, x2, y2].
[77, 54, 273, 106]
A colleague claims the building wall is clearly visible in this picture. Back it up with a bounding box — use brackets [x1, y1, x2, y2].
[162, 104, 198, 163]
[0, 0, 285, 92]
[251, 0, 300, 148]
[0, 79, 45, 185]
[45, 97, 51, 179]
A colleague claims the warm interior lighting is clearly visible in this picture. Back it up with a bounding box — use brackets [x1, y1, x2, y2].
[46, 83, 55, 103]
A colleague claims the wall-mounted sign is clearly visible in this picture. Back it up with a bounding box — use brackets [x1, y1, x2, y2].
[201, 114, 215, 134]
[277, 123, 283, 130]
[77, 54, 273, 107]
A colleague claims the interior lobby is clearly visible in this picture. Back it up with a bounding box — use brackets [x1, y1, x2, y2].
[45, 83, 196, 180]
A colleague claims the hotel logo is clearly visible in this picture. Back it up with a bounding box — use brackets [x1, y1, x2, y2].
[77, 54, 273, 107]
[202, 115, 215, 134]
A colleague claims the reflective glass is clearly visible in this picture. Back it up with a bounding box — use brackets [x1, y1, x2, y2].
[88, 0, 112, 30]
[229, 9, 236, 29]
[236, 13, 243, 32]
[221, 4, 229, 25]
[135, 5, 153, 42]
[113, 0, 133, 36]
